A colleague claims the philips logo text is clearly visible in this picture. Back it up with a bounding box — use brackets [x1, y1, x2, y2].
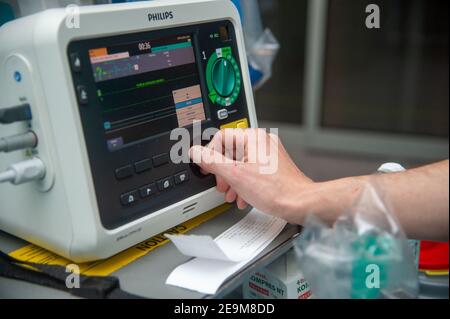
[148, 11, 174, 22]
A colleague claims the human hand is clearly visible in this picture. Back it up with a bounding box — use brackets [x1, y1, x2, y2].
[189, 129, 314, 221]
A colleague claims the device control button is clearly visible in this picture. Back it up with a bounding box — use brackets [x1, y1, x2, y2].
[115, 165, 133, 180]
[212, 58, 236, 97]
[157, 176, 174, 191]
[220, 118, 249, 129]
[70, 53, 82, 72]
[174, 171, 190, 185]
[134, 159, 152, 174]
[237, 121, 248, 129]
[152, 153, 169, 167]
[139, 183, 157, 198]
[217, 109, 229, 120]
[76, 85, 88, 105]
[120, 190, 138, 206]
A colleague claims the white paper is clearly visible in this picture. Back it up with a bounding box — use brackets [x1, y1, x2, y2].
[165, 234, 237, 262]
[165, 208, 287, 294]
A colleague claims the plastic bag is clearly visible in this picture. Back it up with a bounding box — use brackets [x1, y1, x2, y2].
[294, 181, 419, 299]
[238, 0, 280, 89]
[246, 28, 280, 89]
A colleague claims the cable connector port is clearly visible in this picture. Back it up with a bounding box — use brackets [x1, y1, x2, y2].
[0, 131, 38, 153]
[0, 157, 46, 185]
[0, 104, 32, 124]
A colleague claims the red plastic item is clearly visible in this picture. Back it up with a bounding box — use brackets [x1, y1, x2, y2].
[419, 241, 449, 271]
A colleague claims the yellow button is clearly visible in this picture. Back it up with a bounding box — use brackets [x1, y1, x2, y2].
[237, 121, 248, 129]
[220, 118, 249, 129]
[421, 269, 449, 276]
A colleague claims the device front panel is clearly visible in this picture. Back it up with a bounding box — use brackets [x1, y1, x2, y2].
[67, 20, 250, 229]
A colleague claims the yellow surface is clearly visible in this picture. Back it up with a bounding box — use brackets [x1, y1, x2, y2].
[9, 203, 231, 276]
[220, 118, 249, 129]
[420, 269, 449, 276]
[237, 122, 248, 129]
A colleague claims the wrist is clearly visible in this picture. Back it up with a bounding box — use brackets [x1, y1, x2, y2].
[281, 175, 369, 225]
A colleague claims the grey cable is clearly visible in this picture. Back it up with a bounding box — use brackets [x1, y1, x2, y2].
[0, 131, 37, 153]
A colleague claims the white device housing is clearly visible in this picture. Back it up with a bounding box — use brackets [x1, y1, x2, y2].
[0, 0, 257, 262]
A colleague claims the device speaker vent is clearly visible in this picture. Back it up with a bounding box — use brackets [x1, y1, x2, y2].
[182, 202, 197, 214]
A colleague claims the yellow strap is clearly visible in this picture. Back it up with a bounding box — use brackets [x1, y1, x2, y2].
[9, 203, 231, 276]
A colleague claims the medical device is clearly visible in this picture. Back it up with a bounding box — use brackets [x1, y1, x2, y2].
[0, 0, 257, 262]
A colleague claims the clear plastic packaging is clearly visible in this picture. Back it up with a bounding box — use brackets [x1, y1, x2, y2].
[246, 28, 280, 89]
[294, 181, 419, 299]
[239, 0, 280, 89]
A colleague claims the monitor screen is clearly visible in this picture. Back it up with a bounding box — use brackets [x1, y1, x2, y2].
[68, 19, 250, 229]
[88, 34, 207, 151]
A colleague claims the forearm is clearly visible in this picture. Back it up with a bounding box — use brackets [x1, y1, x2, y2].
[282, 175, 368, 226]
[374, 160, 449, 241]
[284, 161, 449, 241]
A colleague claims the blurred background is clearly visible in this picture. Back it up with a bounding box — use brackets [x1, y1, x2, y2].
[254, 0, 449, 180]
[1, 0, 449, 180]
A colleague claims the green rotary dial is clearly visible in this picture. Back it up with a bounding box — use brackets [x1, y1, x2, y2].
[206, 47, 241, 107]
[212, 58, 236, 97]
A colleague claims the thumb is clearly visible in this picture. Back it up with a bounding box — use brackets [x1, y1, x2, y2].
[189, 145, 236, 179]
